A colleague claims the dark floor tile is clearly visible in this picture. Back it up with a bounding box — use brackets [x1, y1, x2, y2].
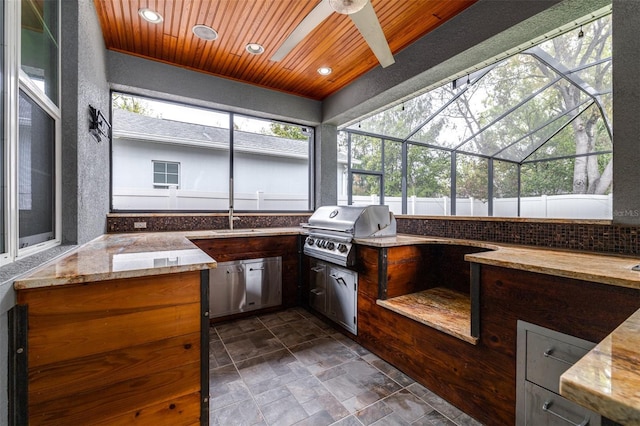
[452, 413, 484, 426]
[355, 400, 394, 425]
[291, 376, 350, 421]
[293, 409, 335, 426]
[259, 309, 306, 328]
[407, 383, 464, 421]
[260, 394, 309, 425]
[331, 415, 364, 426]
[370, 359, 415, 387]
[270, 319, 328, 347]
[209, 398, 265, 426]
[370, 412, 411, 426]
[210, 338, 233, 368]
[418, 411, 457, 426]
[224, 328, 285, 362]
[290, 337, 358, 374]
[209, 364, 253, 410]
[318, 359, 402, 412]
[216, 317, 266, 340]
[382, 389, 434, 423]
[237, 348, 311, 396]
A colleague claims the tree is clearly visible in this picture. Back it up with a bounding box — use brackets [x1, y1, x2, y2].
[267, 123, 308, 140]
[112, 94, 157, 116]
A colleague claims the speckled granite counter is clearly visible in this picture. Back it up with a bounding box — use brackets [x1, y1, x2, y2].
[560, 307, 640, 425]
[13, 228, 301, 290]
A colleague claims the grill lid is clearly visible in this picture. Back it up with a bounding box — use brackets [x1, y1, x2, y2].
[306, 205, 396, 238]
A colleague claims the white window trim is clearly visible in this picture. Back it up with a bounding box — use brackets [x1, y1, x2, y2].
[1, 0, 62, 265]
[152, 160, 180, 189]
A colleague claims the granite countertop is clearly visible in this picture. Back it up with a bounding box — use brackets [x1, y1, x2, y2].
[13, 228, 302, 290]
[560, 307, 640, 425]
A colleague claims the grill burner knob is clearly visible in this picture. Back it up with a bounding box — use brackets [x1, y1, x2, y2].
[306, 237, 315, 246]
[338, 244, 348, 253]
[327, 242, 335, 250]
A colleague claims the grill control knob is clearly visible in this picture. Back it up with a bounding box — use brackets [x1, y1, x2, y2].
[327, 242, 335, 250]
[306, 237, 315, 246]
[337, 244, 348, 253]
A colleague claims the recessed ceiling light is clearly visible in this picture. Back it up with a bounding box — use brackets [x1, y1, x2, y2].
[317, 67, 332, 76]
[245, 43, 265, 55]
[192, 24, 218, 41]
[138, 8, 163, 24]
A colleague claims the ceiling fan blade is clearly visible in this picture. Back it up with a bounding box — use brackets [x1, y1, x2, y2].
[350, 1, 395, 68]
[270, 0, 334, 62]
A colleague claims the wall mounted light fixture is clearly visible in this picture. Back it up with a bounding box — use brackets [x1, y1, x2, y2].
[89, 105, 111, 143]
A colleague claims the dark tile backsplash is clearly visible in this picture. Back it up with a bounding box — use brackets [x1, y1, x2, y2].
[107, 214, 639, 256]
[106, 214, 311, 233]
[396, 217, 639, 256]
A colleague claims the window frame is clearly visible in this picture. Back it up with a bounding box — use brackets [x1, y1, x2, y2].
[152, 160, 180, 188]
[1, 0, 62, 266]
[110, 91, 315, 213]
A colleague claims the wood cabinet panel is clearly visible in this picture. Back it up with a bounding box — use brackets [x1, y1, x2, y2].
[480, 265, 640, 358]
[17, 271, 205, 425]
[29, 333, 200, 406]
[29, 361, 200, 425]
[90, 392, 201, 426]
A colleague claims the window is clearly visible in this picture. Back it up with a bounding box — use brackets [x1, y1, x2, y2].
[0, 0, 61, 263]
[21, 0, 59, 104]
[153, 161, 180, 188]
[339, 10, 612, 219]
[18, 90, 56, 248]
[111, 93, 312, 211]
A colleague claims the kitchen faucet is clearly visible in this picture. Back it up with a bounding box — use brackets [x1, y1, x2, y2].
[228, 207, 240, 230]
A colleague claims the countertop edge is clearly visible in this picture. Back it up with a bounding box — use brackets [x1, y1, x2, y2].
[559, 307, 640, 424]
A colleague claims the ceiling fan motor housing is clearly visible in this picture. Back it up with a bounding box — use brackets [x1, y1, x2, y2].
[329, 0, 368, 15]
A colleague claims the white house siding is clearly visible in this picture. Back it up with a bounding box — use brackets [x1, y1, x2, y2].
[112, 137, 310, 210]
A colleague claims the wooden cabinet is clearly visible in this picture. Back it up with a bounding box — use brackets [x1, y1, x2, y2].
[15, 271, 209, 425]
[354, 244, 640, 426]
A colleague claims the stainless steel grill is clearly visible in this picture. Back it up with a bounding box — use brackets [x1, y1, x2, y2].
[303, 205, 396, 266]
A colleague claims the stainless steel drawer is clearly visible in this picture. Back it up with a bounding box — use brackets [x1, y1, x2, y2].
[525, 381, 600, 426]
[526, 330, 594, 393]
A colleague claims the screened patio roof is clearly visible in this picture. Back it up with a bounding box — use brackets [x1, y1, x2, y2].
[345, 20, 612, 166]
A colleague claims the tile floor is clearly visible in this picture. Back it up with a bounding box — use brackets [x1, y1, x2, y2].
[209, 307, 484, 426]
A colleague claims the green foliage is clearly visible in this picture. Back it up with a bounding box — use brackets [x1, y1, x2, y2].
[268, 123, 308, 140]
[112, 94, 155, 116]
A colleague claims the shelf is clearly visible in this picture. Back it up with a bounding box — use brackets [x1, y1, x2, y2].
[376, 287, 477, 345]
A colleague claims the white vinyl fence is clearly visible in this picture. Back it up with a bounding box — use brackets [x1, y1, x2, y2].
[340, 194, 613, 219]
[114, 187, 612, 219]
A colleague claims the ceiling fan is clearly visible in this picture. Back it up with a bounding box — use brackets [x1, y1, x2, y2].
[270, 0, 395, 68]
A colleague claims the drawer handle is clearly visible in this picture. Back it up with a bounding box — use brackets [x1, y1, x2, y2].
[311, 266, 324, 273]
[544, 348, 574, 366]
[542, 400, 590, 426]
[249, 267, 265, 271]
[329, 274, 347, 286]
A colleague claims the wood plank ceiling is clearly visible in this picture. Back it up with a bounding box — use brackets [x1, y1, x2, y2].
[94, 0, 477, 100]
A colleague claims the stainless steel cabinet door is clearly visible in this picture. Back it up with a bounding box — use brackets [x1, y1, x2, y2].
[209, 263, 245, 317]
[245, 257, 282, 311]
[327, 265, 357, 335]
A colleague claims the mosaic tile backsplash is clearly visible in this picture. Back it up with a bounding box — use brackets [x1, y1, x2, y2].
[107, 214, 640, 256]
